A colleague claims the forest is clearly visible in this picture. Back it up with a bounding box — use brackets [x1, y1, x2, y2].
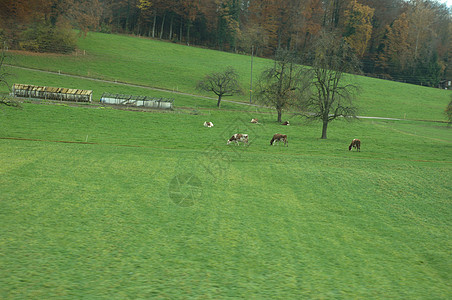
[0, 0, 451, 87]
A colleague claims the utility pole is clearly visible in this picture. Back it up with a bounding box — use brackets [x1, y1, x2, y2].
[249, 45, 254, 104]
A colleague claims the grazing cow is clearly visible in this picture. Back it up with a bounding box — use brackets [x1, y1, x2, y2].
[270, 134, 288, 146]
[349, 139, 361, 151]
[282, 121, 290, 126]
[251, 118, 259, 123]
[204, 121, 214, 128]
[227, 133, 249, 146]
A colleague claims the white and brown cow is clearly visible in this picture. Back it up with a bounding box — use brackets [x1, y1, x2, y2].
[282, 121, 290, 126]
[250, 118, 259, 124]
[204, 121, 214, 128]
[349, 139, 361, 151]
[227, 133, 249, 146]
[270, 134, 288, 146]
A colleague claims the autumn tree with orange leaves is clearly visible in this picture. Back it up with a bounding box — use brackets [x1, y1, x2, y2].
[343, 0, 374, 57]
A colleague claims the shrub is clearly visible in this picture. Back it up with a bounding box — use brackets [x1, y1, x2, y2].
[19, 20, 76, 54]
[445, 98, 452, 124]
[99, 22, 112, 34]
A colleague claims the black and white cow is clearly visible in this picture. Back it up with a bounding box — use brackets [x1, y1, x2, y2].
[227, 133, 249, 146]
[204, 121, 214, 128]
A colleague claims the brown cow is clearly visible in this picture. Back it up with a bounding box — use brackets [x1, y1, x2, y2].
[270, 134, 288, 146]
[349, 139, 361, 151]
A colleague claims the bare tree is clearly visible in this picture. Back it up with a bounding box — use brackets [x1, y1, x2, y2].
[0, 42, 8, 85]
[445, 97, 452, 125]
[196, 66, 243, 108]
[255, 49, 307, 123]
[301, 31, 361, 139]
[0, 43, 18, 107]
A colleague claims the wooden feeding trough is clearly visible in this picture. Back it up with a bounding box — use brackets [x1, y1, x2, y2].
[12, 84, 93, 102]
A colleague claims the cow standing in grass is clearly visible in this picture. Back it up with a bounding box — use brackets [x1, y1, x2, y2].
[227, 134, 249, 146]
[270, 134, 288, 146]
[349, 139, 361, 151]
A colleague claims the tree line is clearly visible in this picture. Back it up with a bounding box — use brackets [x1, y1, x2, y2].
[0, 0, 450, 87]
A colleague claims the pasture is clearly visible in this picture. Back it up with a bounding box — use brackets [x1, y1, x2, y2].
[5, 31, 451, 121]
[1, 103, 451, 298]
[1, 32, 451, 298]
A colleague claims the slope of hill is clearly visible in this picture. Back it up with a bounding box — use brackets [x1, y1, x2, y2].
[0, 32, 451, 298]
[0, 103, 451, 298]
[4, 32, 451, 121]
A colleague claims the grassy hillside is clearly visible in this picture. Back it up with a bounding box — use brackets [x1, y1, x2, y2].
[1, 103, 451, 298]
[1, 32, 451, 298]
[3, 66, 256, 111]
[4, 32, 451, 121]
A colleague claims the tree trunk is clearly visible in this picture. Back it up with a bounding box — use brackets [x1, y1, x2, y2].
[116, 11, 121, 31]
[179, 18, 183, 42]
[217, 95, 222, 108]
[152, 13, 156, 38]
[321, 120, 328, 139]
[125, 1, 130, 32]
[169, 15, 174, 40]
[277, 109, 282, 123]
[160, 14, 166, 39]
[186, 22, 191, 45]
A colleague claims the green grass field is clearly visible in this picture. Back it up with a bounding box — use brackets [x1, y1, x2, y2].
[5, 32, 451, 121]
[1, 32, 451, 298]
